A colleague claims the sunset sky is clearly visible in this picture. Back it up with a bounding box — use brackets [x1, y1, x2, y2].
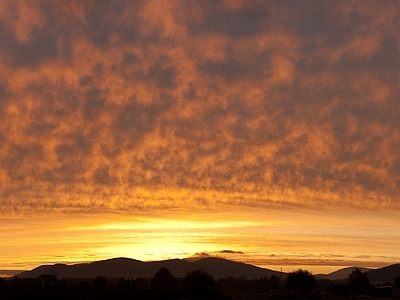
[1, 0, 400, 275]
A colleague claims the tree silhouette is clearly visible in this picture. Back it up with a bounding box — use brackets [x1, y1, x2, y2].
[285, 269, 317, 297]
[269, 275, 280, 290]
[347, 268, 370, 300]
[0, 277, 5, 288]
[394, 276, 400, 287]
[37, 274, 58, 288]
[117, 277, 131, 289]
[93, 276, 108, 289]
[150, 267, 177, 290]
[182, 269, 216, 291]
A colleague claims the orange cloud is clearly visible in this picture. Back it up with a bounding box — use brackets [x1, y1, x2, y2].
[0, 1, 400, 272]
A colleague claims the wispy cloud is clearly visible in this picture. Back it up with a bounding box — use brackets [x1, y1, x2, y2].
[220, 250, 244, 254]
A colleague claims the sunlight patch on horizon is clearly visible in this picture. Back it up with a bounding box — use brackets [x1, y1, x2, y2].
[1, 209, 399, 272]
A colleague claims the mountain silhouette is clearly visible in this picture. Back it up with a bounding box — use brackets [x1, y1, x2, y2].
[315, 267, 372, 281]
[192, 257, 282, 279]
[18, 257, 283, 279]
[17, 258, 400, 283]
[315, 265, 400, 284]
[0, 270, 22, 278]
[367, 264, 400, 284]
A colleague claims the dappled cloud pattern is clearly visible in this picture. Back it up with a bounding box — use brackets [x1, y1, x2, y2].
[1, 0, 400, 217]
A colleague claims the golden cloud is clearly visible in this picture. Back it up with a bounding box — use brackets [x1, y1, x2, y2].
[0, 0, 399, 217]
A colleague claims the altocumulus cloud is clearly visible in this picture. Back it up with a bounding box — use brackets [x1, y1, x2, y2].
[0, 0, 400, 216]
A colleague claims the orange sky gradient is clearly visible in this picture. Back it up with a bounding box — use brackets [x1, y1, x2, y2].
[1, 0, 400, 275]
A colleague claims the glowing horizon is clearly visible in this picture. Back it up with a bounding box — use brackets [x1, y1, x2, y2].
[2, 208, 399, 274]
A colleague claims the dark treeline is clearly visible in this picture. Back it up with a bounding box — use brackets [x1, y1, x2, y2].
[2, 269, 224, 300]
[1, 268, 400, 300]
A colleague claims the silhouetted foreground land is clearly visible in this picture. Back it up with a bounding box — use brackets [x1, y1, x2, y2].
[17, 258, 400, 285]
[0, 287, 225, 300]
[1, 266, 400, 300]
[1, 272, 227, 300]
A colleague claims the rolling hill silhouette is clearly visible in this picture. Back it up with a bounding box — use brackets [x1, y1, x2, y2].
[367, 264, 400, 284]
[17, 258, 400, 284]
[315, 267, 371, 281]
[18, 257, 283, 279]
[315, 265, 400, 284]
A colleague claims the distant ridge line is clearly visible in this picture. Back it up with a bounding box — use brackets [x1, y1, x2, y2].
[18, 257, 283, 280]
[17, 258, 400, 283]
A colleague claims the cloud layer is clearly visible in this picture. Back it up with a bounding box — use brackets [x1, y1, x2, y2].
[0, 0, 400, 216]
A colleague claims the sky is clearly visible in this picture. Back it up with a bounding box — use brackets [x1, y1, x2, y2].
[1, 0, 400, 275]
